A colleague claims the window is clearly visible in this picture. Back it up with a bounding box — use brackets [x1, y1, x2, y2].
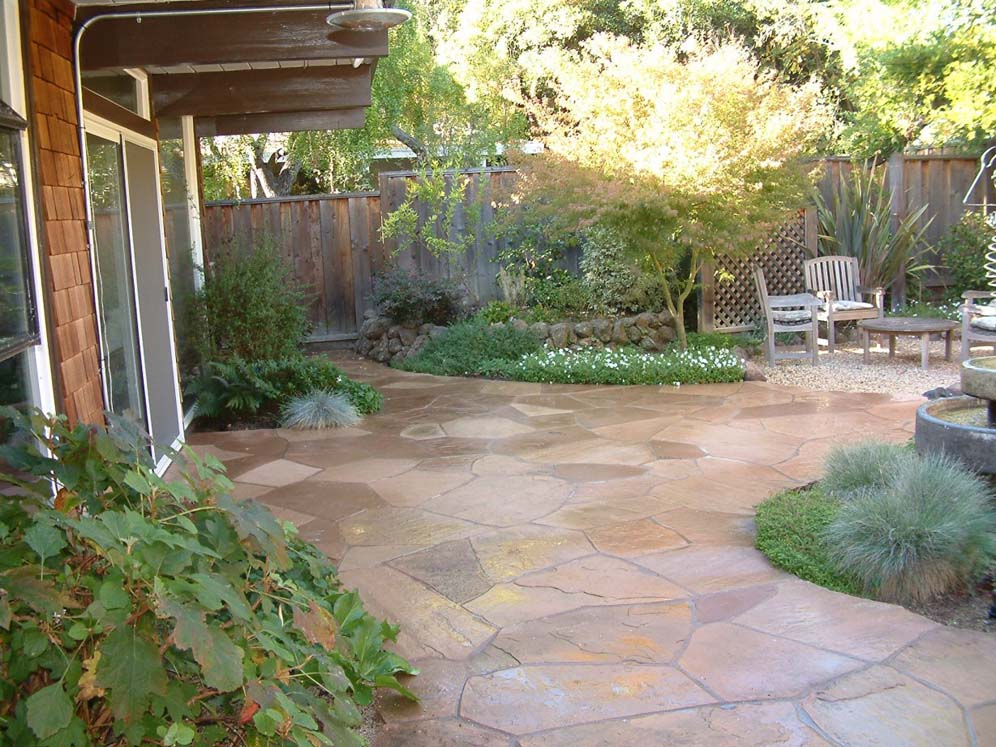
[81, 70, 149, 118]
[0, 99, 38, 364]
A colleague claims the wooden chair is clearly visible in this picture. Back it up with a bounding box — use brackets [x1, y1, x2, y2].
[803, 256, 884, 353]
[961, 290, 996, 359]
[753, 265, 820, 365]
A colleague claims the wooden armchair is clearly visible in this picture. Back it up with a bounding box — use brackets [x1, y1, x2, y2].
[803, 256, 884, 353]
[753, 265, 820, 365]
[961, 291, 996, 359]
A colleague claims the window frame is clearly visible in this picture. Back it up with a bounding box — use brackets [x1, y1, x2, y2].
[0, 97, 41, 362]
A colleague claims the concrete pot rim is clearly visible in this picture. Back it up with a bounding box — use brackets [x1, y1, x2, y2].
[917, 396, 995, 436]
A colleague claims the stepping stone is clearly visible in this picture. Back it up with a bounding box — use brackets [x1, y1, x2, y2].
[424, 475, 571, 527]
[391, 540, 493, 604]
[586, 519, 687, 557]
[471, 524, 593, 583]
[234, 458, 319, 487]
[891, 628, 996, 708]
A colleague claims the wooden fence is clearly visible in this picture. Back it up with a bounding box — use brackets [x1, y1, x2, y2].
[202, 156, 993, 339]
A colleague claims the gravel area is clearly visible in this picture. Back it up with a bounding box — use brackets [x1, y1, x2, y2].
[760, 336, 996, 399]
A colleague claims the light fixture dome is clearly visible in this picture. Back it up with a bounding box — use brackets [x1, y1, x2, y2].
[327, 0, 411, 31]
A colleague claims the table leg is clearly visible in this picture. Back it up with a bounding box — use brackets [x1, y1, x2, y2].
[945, 330, 953, 361]
[863, 329, 870, 363]
[921, 333, 929, 369]
[888, 335, 896, 358]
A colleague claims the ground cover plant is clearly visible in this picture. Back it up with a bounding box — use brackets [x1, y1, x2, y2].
[187, 356, 382, 428]
[480, 346, 744, 386]
[397, 320, 543, 376]
[0, 409, 414, 747]
[757, 441, 996, 606]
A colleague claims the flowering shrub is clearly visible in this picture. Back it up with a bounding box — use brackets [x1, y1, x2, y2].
[479, 346, 744, 385]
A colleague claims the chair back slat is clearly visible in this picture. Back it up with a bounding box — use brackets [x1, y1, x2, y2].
[805, 255, 860, 302]
[753, 264, 770, 308]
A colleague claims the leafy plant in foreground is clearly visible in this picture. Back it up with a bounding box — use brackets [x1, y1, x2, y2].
[0, 409, 415, 746]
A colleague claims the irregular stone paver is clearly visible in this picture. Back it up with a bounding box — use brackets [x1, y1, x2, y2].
[234, 458, 319, 487]
[802, 666, 971, 747]
[460, 664, 714, 734]
[586, 518, 687, 556]
[493, 602, 692, 664]
[471, 524, 593, 583]
[681, 623, 863, 700]
[517, 701, 831, 747]
[734, 580, 937, 661]
[191, 358, 991, 747]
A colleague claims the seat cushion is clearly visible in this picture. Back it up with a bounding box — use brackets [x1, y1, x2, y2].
[772, 309, 814, 324]
[972, 302, 996, 316]
[970, 315, 996, 332]
[821, 299, 876, 313]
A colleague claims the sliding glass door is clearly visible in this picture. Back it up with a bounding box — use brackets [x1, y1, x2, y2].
[86, 131, 147, 426]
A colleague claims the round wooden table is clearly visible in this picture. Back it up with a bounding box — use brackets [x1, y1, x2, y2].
[857, 317, 959, 370]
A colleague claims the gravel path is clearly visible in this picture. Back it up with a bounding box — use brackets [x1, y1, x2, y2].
[760, 337, 995, 399]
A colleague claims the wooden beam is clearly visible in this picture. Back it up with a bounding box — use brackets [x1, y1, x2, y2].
[195, 107, 367, 136]
[151, 65, 371, 118]
[79, 10, 388, 71]
[82, 89, 157, 139]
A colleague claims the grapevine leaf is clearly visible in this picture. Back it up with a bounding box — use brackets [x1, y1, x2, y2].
[158, 596, 244, 692]
[216, 494, 290, 569]
[24, 523, 66, 563]
[293, 601, 337, 651]
[96, 625, 168, 723]
[26, 683, 73, 740]
[0, 566, 76, 614]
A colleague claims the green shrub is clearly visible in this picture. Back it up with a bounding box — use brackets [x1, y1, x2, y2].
[281, 391, 361, 430]
[684, 331, 760, 357]
[821, 441, 914, 498]
[475, 300, 515, 324]
[479, 346, 745, 385]
[824, 452, 996, 603]
[755, 488, 861, 595]
[186, 356, 383, 423]
[937, 211, 994, 297]
[398, 321, 543, 377]
[0, 409, 414, 747]
[371, 267, 463, 326]
[888, 299, 961, 321]
[188, 237, 312, 363]
[525, 271, 589, 319]
[580, 225, 641, 315]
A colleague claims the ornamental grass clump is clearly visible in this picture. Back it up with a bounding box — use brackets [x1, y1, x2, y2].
[281, 391, 361, 430]
[821, 441, 915, 498]
[823, 452, 996, 603]
[0, 409, 414, 747]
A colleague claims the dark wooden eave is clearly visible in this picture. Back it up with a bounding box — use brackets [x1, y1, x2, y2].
[150, 64, 372, 118]
[79, 9, 388, 71]
[194, 107, 366, 136]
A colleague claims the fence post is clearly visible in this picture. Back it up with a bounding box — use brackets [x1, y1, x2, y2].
[698, 259, 715, 332]
[888, 153, 907, 309]
[804, 205, 818, 256]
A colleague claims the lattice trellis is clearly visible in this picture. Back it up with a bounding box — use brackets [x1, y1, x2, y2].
[703, 209, 815, 333]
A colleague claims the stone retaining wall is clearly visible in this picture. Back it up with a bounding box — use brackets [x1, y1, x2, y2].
[355, 312, 677, 365]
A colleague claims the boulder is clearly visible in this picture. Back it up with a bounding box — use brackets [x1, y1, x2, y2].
[591, 319, 612, 342]
[398, 327, 417, 346]
[635, 312, 657, 330]
[419, 323, 433, 335]
[611, 320, 629, 344]
[626, 324, 643, 344]
[408, 335, 429, 358]
[574, 321, 593, 339]
[355, 337, 373, 356]
[640, 336, 662, 352]
[387, 337, 404, 354]
[370, 340, 391, 363]
[509, 318, 529, 332]
[529, 322, 550, 340]
[549, 322, 576, 348]
[657, 325, 675, 343]
[428, 325, 448, 339]
[361, 316, 389, 339]
[387, 325, 403, 340]
[744, 361, 767, 381]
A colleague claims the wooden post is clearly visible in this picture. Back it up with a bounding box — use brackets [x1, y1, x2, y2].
[804, 206, 818, 256]
[887, 153, 907, 309]
[698, 259, 715, 332]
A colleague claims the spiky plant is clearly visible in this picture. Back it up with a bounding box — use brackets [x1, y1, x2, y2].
[821, 441, 915, 498]
[280, 390, 361, 430]
[823, 452, 996, 603]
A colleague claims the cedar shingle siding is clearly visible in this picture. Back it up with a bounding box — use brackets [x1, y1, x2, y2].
[26, 0, 104, 424]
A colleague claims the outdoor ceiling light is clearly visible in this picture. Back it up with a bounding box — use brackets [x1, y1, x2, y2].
[326, 0, 411, 31]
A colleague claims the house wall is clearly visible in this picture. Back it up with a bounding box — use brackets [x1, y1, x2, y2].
[23, 0, 104, 424]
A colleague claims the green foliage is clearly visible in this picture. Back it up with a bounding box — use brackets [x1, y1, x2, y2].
[187, 238, 311, 363]
[526, 272, 589, 320]
[398, 320, 542, 376]
[824, 452, 996, 603]
[815, 164, 932, 290]
[821, 441, 915, 499]
[937, 212, 995, 297]
[685, 331, 760, 357]
[474, 300, 515, 324]
[755, 488, 861, 595]
[0, 408, 414, 747]
[480, 346, 745, 385]
[281, 391, 361, 430]
[887, 300, 961, 321]
[371, 266, 463, 326]
[579, 225, 643, 315]
[186, 356, 383, 423]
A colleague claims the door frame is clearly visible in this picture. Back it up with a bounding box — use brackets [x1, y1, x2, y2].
[83, 112, 184, 473]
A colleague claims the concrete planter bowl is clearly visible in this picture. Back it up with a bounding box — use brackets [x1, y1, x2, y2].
[915, 357, 996, 474]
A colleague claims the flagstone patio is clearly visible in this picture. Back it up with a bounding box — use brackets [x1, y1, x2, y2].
[188, 357, 996, 747]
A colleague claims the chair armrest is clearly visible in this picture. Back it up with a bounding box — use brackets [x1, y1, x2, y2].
[962, 290, 996, 301]
[857, 285, 886, 311]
